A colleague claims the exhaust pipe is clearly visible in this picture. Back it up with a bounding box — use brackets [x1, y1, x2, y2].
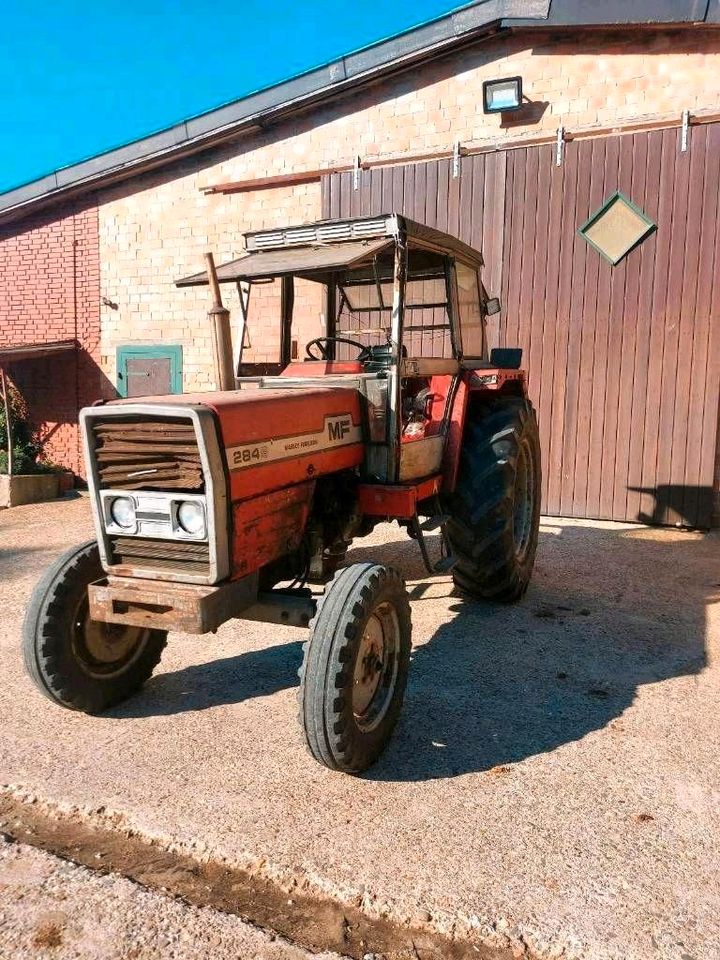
[204, 251, 235, 391]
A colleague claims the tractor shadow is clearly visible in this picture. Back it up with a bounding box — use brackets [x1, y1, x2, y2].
[352, 523, 715, 782]
[115, 523, 716, 784]
[112, 640, 304, 718]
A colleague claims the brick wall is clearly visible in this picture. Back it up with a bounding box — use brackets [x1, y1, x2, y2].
[97, 28, 720, 391]
[99, 180, 323, 389]
[0, 203, 108, 476]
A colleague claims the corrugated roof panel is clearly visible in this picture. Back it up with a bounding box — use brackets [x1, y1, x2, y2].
[246, 215, 395, 250]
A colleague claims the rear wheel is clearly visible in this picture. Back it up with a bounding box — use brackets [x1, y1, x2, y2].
[22, 541, 167, 713]
[298, 563, 411, 773]
[446, 396, 541, 602]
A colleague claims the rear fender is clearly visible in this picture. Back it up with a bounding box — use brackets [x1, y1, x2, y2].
[443, 369, 527, 493]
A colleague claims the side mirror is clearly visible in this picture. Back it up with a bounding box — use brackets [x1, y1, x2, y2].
[485, 297, 501, 316]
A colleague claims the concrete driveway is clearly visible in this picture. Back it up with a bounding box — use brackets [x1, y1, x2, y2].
[0, 498, 718, 960]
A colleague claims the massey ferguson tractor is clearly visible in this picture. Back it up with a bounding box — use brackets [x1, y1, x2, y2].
[23, 213, 541, 774]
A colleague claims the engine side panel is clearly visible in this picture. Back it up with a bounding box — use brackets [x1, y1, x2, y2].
[230, 481, 315, 580]
[210, 388, 364, 501]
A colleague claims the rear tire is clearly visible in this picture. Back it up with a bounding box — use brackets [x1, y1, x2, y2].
[298, 563, 411, 774]
[446, 395, 541, 602]
[22, 541, 167, 713]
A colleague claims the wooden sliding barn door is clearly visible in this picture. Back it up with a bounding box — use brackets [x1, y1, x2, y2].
[323, 122, 720, 527]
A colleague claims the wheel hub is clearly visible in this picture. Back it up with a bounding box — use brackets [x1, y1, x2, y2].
[353, 618, 385, 715]
[81, 615, 142, 664]
[352, 603, 401, 732]
[73, 601, 149, 679]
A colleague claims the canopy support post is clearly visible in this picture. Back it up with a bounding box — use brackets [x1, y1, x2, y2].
[280, 276, 295, 368]
[234, 280, 252, 376]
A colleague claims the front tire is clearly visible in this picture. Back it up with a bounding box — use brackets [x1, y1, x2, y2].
[298, 563, 411, 774]
[447, 396, 541, 602]
[22, 541, 167, 713]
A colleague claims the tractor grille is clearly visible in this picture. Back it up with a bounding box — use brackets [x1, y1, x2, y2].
[92, 417, 204, 492]
[109, 537, 210, 576]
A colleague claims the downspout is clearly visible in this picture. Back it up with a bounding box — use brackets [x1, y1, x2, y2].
[0, 368, 13, 476]
[72, 216, 80, 473]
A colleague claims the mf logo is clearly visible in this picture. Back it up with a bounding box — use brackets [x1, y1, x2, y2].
[327, 416, 351, 442]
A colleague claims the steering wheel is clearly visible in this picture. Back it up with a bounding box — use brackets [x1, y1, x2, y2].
[305, 336, 369, 361]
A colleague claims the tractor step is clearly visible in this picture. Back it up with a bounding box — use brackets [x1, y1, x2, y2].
[419, 514, 450, 532]
[410, 512, 456, 576]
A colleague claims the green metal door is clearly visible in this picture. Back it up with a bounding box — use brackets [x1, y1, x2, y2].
[116, 345, 182, 398]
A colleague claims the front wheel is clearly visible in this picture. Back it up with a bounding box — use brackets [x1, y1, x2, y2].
[298, 563, 411, 774]
[22, 541, 167, 713]
[446, 395, 541, 602]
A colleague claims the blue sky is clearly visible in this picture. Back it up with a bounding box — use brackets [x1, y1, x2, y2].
[0, 0, 466, 193]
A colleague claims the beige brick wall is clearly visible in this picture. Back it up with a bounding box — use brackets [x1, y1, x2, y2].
[98, 28, 720, 392]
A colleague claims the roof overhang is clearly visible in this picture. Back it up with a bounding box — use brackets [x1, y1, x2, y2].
[0, 2, 540, 226]
[506, 0, 718, 28]
[1, 0, 718, 227]
[0, 339, 78, 364]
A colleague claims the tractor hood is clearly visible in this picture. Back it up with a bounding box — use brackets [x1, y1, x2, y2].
[109, 387, 365, 501]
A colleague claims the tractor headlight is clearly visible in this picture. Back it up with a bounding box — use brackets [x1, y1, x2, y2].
[176, 500, 206, 537]
[110, 496, 136, 529]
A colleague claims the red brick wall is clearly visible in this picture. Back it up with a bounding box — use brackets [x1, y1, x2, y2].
[0, 202, 111, 477]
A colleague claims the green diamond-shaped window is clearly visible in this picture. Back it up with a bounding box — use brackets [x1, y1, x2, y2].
[578, 191, 656, 265]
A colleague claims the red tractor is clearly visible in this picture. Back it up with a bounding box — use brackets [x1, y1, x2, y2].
[23, 214, 541, 774]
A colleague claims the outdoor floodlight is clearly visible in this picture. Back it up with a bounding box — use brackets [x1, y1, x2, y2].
[482, 76, 523, 113]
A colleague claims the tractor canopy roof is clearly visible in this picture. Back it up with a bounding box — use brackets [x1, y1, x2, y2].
[175, 214, 483, 288]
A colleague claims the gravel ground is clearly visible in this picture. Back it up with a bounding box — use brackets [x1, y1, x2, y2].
[0, 497, 718, 960]
[0, 834, 342, 960]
